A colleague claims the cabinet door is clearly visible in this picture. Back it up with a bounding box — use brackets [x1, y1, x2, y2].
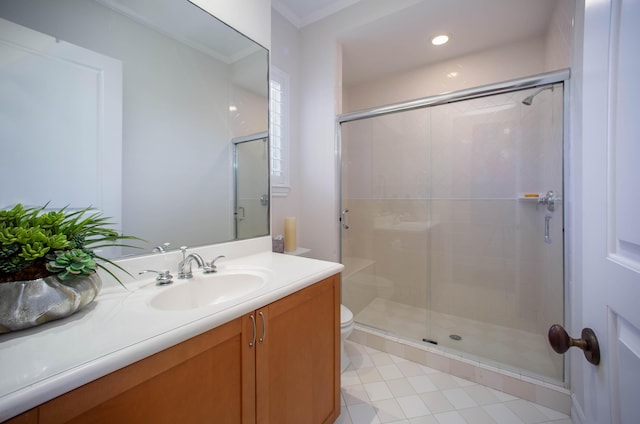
[36, 317, 254, 424]
[3, 410, 37, 424]
[256, 275, 340, 424]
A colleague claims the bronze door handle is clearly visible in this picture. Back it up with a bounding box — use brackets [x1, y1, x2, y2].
[548, 324, 600, 365]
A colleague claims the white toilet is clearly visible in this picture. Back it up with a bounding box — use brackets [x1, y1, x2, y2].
[340, 304, 354, 373]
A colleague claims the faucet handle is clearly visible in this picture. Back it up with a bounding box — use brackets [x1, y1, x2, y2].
[152, 242, 171, 253]
[139, 269, 174, 286]
[203, 255, 225, 274]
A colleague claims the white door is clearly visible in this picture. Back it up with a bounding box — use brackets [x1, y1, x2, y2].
[579, 0, 640, 423]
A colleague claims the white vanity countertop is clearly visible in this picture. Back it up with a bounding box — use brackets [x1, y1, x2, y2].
[0, 250, 343, 421]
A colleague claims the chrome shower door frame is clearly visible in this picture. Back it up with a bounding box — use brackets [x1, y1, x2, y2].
[336, 68, 571, 384]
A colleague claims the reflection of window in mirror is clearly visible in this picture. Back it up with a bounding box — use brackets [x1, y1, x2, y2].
[270, 66, 290, 196]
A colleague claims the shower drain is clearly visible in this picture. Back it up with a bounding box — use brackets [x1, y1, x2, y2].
[449, 334, 462, 341]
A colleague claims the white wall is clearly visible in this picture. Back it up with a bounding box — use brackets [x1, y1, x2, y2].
[344, 0, 573, 113]
[229, 84, 269, 139]
[345, 38, 547, 112]
[545, 0, 574, 71]
[270, 9, 302, 238]
[192, 0, 271, 50]
[296, 0, 424, 261]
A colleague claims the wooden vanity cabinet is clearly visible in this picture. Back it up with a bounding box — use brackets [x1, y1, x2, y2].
[5, 274, 340, 424]
[7, 316, 254, 424]
[252, 273, 340, 424]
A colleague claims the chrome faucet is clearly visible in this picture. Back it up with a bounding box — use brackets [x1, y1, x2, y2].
[178, 246, 205, 279]
[203, 255, 225, 274]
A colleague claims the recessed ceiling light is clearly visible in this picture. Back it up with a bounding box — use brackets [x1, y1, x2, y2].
[431, 34, 449, 46]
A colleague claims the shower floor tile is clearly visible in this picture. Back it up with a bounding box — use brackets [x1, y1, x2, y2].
[354, 298, 562, 381]
[335, 341, 572, 424]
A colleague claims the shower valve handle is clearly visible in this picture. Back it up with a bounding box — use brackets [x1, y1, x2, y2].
[538, 190, 556, 212]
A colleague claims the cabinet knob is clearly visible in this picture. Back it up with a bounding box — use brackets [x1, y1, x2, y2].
[548, 324, 600, 365]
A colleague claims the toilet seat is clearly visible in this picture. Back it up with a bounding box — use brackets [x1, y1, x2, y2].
[340, 304, 354, 373]
[340, 304, 353, 328]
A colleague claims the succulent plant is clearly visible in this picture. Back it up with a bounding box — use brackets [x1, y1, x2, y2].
[0, 203, 141, 285]
[46, 249, 97, 281]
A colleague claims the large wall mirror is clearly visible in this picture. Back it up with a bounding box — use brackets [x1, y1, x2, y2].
[0, 0, 270, 258]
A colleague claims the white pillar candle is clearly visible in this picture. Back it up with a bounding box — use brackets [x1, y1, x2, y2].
[284, 217, 297, 252]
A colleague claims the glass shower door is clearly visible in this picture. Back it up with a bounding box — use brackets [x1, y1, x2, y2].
[339, 81, 565, 382]
[340, 109, 432, 343]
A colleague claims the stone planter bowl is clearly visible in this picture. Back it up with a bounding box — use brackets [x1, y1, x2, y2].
[0, 273, 102, 333]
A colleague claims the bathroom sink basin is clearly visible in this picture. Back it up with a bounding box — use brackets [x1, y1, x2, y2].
[150, 271, 267, 311]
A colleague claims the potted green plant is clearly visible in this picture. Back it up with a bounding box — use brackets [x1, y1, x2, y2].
[0, 203, 140, 333]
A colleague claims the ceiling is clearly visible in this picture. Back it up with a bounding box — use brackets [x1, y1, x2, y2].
[271, 0, 362, 28]
[272, 0, 561, 86]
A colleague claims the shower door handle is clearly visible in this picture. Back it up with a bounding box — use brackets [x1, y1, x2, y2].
[341, 209, 350, 230]
[236, 206, 245, 221]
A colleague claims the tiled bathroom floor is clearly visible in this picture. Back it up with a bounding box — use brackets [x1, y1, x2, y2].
[335, 341, 572, 424]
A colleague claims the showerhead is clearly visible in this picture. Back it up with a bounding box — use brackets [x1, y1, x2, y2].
[521, 86, 554, 106]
